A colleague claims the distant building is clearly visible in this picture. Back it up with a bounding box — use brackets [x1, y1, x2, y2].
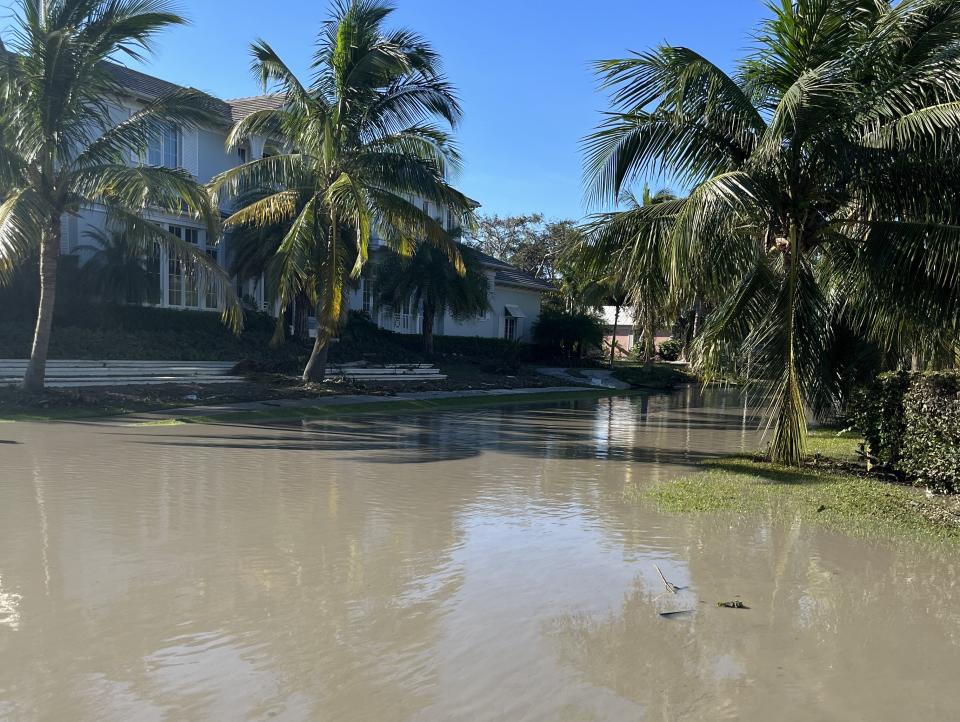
[599, 306, 670, 358]
[59, 62, 552, 342]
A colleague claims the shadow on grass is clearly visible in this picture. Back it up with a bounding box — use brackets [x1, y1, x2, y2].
[705, 457, 828, 486]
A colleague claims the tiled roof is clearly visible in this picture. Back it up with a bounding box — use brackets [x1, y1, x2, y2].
[101, 60, 284, 126]
[101, 60, 234, 121]
[225, 94, 286, 123]
[470, 249, 556, 292]
[494, 268, 556, 292]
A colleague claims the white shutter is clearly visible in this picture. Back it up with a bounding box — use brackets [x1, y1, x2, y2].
[59, 216, 70, 254]
[181, 127, 199, 177]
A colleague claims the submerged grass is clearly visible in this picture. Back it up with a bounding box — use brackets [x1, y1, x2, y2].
[178, 388, 643, 425]
[639, 430, 960, 547]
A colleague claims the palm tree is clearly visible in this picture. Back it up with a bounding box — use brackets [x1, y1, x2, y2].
[77, 229, 159, 305]
[211, 0, 474, 382]
[584, 0, 960, 465]
[581, 186, 677, 369]
[0, 0, 241, 392]
[375, 241, 489, 353]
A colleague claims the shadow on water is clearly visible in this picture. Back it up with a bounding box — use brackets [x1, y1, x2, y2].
[115, 389, 767, 466]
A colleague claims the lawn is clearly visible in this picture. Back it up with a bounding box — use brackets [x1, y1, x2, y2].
[638, 429, 960, 547]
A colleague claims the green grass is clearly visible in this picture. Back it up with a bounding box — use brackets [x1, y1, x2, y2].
[177, 388, 644, 425]
[638, 429, 960, 547]
[612, 362, 695, 391]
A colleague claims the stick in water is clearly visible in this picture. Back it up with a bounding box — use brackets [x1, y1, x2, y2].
[655, 564, 679, 594]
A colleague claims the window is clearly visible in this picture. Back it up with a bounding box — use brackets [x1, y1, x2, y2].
[148, 124, 180, 168]
[361, 269, 373, 314]
[204, 246, 219, 309]
[238, 147, 247, 164]
[167, 225, 202, 308]
[503, 305, 525, 340]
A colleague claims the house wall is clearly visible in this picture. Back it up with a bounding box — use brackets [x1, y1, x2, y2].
[345, 263, 545, 342]
[197, 127, 239, 184]
[57, 83, 550, 335]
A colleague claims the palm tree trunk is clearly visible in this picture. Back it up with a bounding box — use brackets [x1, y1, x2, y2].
[609, 303, 620, 368]
[303, 335, 330, 383]
[23, 227, 60, 393]
[422, 302, 435, 354]
[644, 305, 655, 370]
[303, 206, 338, 383]
[293, 293, 310, 340]
[769, 224, 807, 466]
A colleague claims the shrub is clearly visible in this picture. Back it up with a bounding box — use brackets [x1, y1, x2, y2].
[849, 371, 912, 470]
[657, 337, 683, 362]
[900, 373, 960, 493]
[532, 309, 603, 360]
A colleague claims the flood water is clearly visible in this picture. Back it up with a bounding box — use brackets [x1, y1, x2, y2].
[1, 388, 959, 721]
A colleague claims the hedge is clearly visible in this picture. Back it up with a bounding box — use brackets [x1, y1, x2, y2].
[852, 370, 960, 492]
[850, 371, 912, 469]
[900, 373, 960, 494]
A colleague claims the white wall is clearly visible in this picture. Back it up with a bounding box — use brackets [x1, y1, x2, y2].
[197, 127, 238, 184]
[345, 262, 545, 342]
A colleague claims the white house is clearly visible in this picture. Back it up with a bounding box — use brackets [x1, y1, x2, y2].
[62, 62, 552, 342]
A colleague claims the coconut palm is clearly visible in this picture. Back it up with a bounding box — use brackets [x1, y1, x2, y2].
[211, 0, 474, 381]
[375, 241, 489, 353]
[584, 0, 960, 465]
[580, 186, 677, 368]
[76, 229, 159, 305]
[0, 0, 240, 392]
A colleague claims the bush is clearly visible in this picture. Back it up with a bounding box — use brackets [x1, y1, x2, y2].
[850, 371, 912, 470]
[532, 309, 603, 360]
[900, 373, 960, 493]
[657, 337, 683, 362]
[851, 370, 960, 492]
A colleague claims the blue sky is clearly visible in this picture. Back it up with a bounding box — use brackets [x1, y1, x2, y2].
[130, 0, 767, 220]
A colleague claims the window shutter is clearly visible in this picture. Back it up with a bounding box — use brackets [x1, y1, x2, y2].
[181, 127, 200, 177]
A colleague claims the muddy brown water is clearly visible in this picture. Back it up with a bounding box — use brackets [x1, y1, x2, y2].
[1, 388, 959, 721]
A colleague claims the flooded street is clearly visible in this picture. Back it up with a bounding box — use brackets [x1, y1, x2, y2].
[1, 389, 959, 721]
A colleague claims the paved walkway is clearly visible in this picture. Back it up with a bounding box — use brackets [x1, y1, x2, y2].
[536, 367, 632, 390]
[123, 385, 617, 423]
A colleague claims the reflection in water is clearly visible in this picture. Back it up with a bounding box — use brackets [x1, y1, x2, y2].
[0, 388, 958, 721]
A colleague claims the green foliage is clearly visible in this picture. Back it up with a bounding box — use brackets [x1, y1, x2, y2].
[612, 362, 692, 390]
[375, 242, 490, 351]
[657, 337, 683, 362]
[0, 299, 302, 364]
[583, 1, 960, 465]
[901, 374, 960, 494]
[0, 1, 242, 390]
[852, 371, 960, 493]
[211, 0, 472, 379]
[77, 230, 161, 305]
[470, 214, 584, 308]
[850, 371, 912, 470]
[532, 309, 604, 359]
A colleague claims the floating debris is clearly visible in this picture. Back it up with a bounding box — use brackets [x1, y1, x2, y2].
[655, 564, 681, 594]
[716, 600, 749, 609]
[659, 609, 695, 619]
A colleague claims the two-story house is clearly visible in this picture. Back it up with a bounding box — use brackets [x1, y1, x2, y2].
[65, 62, 552, 342]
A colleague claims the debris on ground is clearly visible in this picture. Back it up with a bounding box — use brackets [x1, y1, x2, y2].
[716, 600, 749, 609]
[654, 564, 681, 594]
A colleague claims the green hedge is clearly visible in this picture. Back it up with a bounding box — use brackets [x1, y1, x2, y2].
[0, 299, 310, 365]
[900, 373, 960, 494]
[657, 337, 683, 362]
[850, 371, 912, 469]
[852, 371, 960, 492]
